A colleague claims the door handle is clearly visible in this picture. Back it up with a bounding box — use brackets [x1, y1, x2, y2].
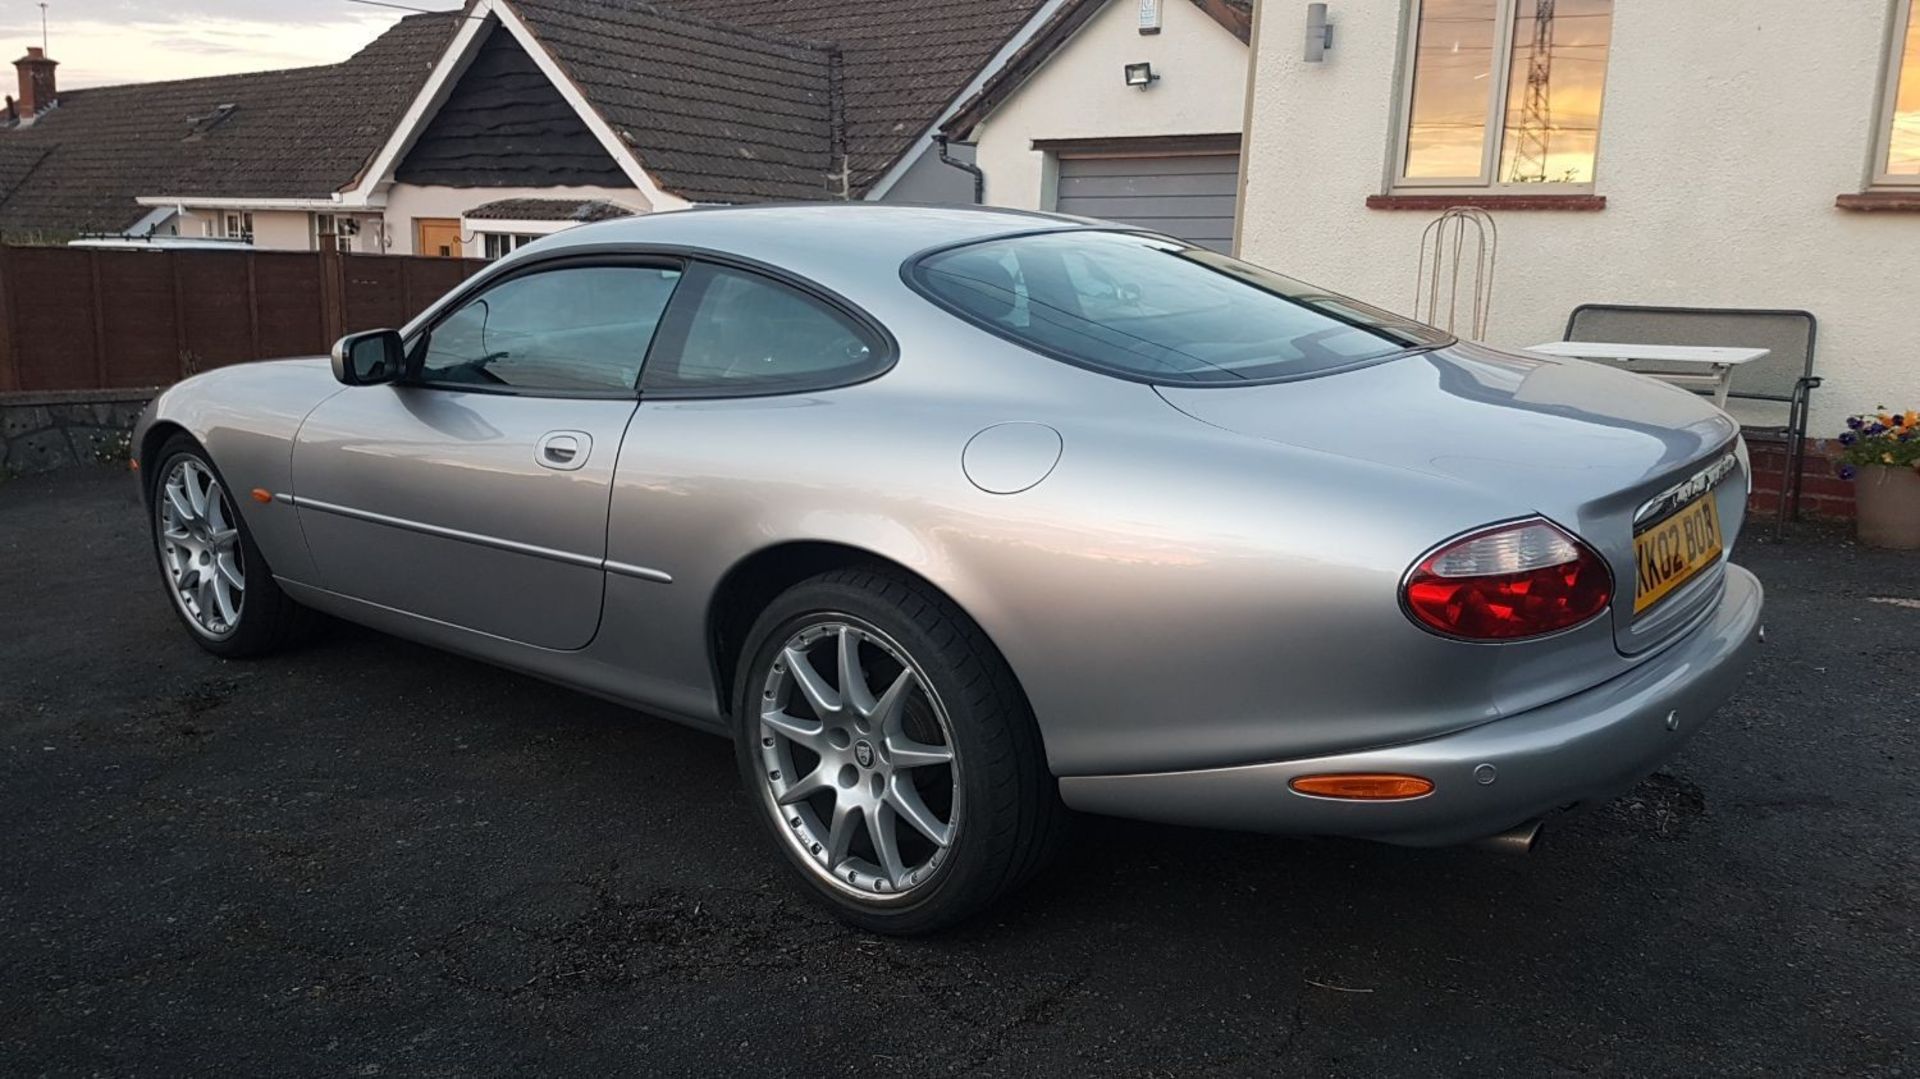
[535, 430, 592, 472]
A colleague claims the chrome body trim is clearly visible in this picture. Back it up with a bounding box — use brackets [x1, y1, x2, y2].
[280, 494, 673, 584]
[1634, 450, 1741, 528]
[287, 494, 606, 569]
[604, 560, 674, 584]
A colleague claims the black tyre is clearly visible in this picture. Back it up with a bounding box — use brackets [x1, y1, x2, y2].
[733, 567, 1066, 934]
[148, 433, 312, 658]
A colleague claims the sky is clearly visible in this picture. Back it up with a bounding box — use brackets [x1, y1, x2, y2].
[0, 0, 463, 88]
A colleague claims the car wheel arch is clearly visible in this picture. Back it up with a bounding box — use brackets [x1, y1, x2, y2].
[705, 540, 1023, 729]
[137, 420, 193, 498]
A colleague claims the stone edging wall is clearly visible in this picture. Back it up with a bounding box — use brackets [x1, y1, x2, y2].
[2, 388, 158, 475]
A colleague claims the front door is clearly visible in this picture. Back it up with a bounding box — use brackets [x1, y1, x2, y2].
[291, 259, 685, 650]
[415, 217, 463, 258]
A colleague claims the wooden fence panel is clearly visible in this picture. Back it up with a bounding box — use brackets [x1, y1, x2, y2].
[97, 251, 181, 387]
[172, 252, 254, 373]
[337, 254, 481, 332]
[0, 249, 15, 391]
[0, 246, 496, 390]
[8, 248, 97, 391]
[340, 255, 407, 334]
[401, 257, 481, 321]
[252, 253, 329, 361]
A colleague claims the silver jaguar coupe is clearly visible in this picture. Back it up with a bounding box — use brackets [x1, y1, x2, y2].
[135, 205, 1763, 933]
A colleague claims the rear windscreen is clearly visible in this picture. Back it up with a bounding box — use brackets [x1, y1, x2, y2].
[910, 230, 1452, 384]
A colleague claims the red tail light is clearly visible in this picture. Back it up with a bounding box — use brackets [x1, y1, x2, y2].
[1403, 519, 1612, 641]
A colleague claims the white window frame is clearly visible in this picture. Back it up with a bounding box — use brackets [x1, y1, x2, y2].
[1872, 0, 1920, 189]
[1388, 0, 1609, 194]
[482, 233, 539, 260]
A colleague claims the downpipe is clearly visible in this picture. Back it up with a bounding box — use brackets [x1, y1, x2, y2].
[1472, 818, 1543, 855]
[932, 134, 985, 205]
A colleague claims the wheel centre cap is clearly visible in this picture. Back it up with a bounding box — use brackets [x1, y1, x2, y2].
[854, 741, 876, 769]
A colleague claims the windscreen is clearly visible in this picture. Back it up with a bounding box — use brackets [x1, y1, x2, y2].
[911, 230, 1452, 384]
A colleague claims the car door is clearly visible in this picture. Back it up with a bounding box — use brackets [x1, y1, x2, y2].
[598, 260, 896, 710]
[292, 258, 684, 650]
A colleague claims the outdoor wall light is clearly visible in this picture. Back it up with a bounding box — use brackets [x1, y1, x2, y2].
[1305, 2, 1333, 62]
[1123, 62, 1159, 88]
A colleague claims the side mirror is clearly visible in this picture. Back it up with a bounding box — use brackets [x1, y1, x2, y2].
[331, 329, 406, 386]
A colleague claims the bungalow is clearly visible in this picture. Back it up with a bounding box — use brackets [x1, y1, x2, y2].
[0, 0, 1083, 255]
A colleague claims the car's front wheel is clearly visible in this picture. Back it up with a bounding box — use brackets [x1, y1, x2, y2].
[734, 568, 1064, 934]
[149, 434, 310, 658]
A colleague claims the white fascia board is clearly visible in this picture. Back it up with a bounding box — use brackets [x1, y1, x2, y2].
[343, 2, 495, 206]
[133, 196, 374, 211]
[346, 0, 690, 213]
[863, 0, 1075, 200]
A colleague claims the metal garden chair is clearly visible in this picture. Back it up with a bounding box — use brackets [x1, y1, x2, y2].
[1564, 304, 1821, 535]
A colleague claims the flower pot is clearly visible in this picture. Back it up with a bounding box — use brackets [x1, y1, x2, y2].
[1854, 465, 1920, 550]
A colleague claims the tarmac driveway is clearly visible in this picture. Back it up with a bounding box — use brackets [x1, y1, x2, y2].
[1, 467, 1914, 1076]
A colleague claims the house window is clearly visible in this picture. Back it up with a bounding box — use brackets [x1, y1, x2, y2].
[1394, 0, 1614, 190]
[311, 213, 367, 253]
[222, 211, 254, 241]
[483, 233, 540, 260]
[1876, 0, 1920, 186]
[313, 213, 356, 253]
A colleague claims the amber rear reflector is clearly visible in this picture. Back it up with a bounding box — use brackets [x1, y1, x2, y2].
[251, 488, 273, 504]
[1289, 774, 1434, 800]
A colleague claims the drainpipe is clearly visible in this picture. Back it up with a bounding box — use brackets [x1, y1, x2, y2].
[932, 134, 985, 205]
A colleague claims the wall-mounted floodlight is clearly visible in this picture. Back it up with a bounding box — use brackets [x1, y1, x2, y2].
[1305, 3, 1333, 62]
[1123, 62, 1159, 88]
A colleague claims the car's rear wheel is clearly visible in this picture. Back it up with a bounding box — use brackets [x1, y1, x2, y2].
[150, 434, 310, 658]
[733, 568, 1064, 934]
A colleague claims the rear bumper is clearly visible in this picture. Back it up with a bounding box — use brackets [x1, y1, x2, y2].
[1058, 564, 1764, 846]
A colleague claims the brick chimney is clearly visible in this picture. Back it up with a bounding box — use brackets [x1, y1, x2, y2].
[14, 46, 57, 117]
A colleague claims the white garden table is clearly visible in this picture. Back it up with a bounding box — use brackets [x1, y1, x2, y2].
[1523, 341, 1770, 409]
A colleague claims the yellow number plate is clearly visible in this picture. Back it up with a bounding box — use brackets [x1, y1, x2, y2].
[1633, 496, 1724, 614]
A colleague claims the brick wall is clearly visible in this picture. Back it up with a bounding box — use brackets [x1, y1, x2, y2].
[1747, 433, 1854, 520]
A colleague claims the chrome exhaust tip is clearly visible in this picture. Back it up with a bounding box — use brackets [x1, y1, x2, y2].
[1473, 818, 1543, 855]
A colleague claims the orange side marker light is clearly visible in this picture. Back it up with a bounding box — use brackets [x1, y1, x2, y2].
[251, 488, 273, 504]
[1289, 774, 1434, 800]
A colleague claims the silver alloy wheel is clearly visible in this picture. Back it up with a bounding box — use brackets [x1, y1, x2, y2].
[157, 456, 245, 640]
[756, 617, 960, 901]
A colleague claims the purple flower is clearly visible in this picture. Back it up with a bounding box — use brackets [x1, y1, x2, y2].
[1868, 423, 1887, 435]
[1847, 416, 1864, 430]
[1838, 465, 1857, 480]
[1839, 431, 1857, 445]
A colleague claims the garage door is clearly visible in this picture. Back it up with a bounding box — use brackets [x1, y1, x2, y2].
[1053, 153, 1239, 252]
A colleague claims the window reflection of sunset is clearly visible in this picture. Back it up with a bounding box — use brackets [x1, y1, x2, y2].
[1403, 0, 1498, 179]
[1401, 0, 1613, 185]
[1890, 2, 1920, 176]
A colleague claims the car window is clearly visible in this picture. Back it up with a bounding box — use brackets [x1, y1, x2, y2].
[911, 230, 1453, 384]
[644, 264, 885, 395]
[416, 265, 682, 394]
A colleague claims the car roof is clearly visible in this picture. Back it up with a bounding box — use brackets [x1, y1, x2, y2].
[535, 203, 1099, 267]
